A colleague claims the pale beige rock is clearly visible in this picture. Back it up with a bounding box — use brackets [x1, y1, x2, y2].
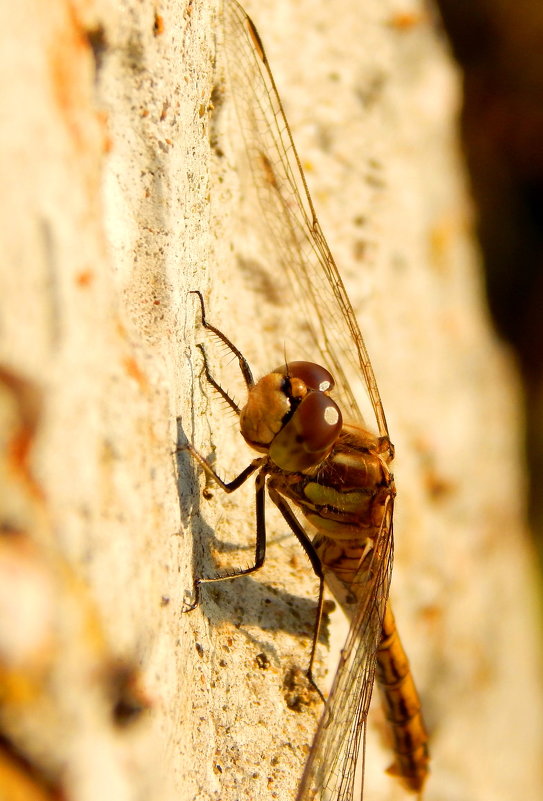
[1, 1, 542, 801]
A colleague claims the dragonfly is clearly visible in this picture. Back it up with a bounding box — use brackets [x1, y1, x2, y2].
[184, 1, 430, 799]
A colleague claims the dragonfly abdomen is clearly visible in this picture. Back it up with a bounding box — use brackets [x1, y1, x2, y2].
[376, 604, 430, 793]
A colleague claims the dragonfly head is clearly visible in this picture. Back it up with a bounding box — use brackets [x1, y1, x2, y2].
[240, 361, 342, 472]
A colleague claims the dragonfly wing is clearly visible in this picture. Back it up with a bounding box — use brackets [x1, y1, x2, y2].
[297, 499, 394, 801]
[220, 0, 389, 439]
[219, 3, 395, 797]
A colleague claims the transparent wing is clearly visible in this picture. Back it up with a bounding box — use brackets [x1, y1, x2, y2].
[219, 3, 394, 798]
[220, 0, 389, 439]
[297, 500, 393, 801]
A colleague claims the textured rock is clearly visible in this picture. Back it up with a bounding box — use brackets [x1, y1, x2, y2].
[1, 1, 541, 800]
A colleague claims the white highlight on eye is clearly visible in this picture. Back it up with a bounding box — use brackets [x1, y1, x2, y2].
[319, 380, 331, 391]
[324, 404, 339, 425]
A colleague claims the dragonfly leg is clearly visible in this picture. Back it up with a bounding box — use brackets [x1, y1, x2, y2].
[180, 443, 264, 493]
[195, 343, 241, 415]
[182, 460, 268, 611]
[190, 290, 254, 390]
[268, 486, 326, 703]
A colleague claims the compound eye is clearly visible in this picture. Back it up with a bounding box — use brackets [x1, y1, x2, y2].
[274, 361, 335, 393]
[296, 391, 342, 453]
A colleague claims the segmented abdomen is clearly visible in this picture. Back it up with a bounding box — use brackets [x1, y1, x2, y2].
[376, 605, 429, 792]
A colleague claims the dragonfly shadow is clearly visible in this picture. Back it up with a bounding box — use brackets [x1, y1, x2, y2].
[201, 575, 330, 643]
[175, 419, 331, 649]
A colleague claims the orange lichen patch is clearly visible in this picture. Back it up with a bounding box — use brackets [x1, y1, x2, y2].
[74, 268, 94, 287]
[95, 109, 112, 153]
[418, 603, 444, 628]
[0, 366, 43, 499]
[47, 4, 98, 153]
[115, 318, 128, 340]
[387, 11, 426, 30]
[428, 211, 468, 273]
[123, 356, 149, 391]
[429, 222, 450, 271]
[153, 13, 164, 36]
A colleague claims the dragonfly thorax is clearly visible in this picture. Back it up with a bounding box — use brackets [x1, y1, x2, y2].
[240, 361, 343, 473]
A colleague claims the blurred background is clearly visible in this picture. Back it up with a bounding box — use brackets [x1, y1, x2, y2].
[436, 0, 543, 567]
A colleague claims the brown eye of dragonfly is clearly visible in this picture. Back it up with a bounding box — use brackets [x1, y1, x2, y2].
[295, 391, 342, 453]
[269, 386, 343, 472]
[274, 361, 335, 393]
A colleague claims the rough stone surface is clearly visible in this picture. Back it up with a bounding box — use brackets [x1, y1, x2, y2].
[1, 1, 542, 800]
